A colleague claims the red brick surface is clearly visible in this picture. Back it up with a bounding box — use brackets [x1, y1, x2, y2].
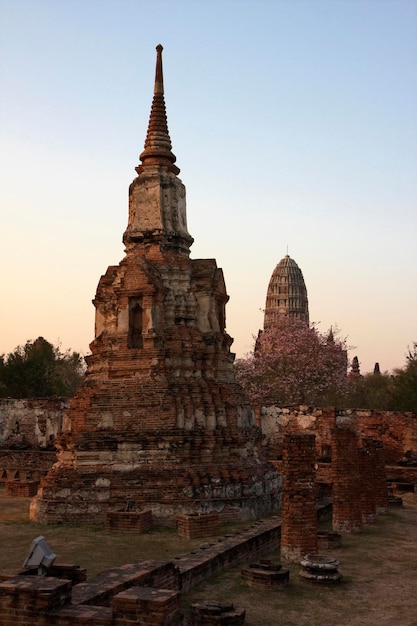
[332, 428, 363, 533]
[280, 434, 317, 562]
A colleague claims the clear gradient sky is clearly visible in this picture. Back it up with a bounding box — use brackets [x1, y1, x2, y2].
[1, 0, 416, 374]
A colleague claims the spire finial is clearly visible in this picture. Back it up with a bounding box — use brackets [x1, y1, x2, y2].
[137, 45, 179, 174]
[154, 44, 164, 95]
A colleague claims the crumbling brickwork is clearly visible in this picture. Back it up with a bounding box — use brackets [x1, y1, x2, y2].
[260, 405, 417, 464]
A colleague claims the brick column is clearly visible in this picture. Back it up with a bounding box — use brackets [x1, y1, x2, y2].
[280, 434, 317, 562]
[331, 428, 362, 533]
[359, 439, 377, 523]
[370, 438, 389, 514]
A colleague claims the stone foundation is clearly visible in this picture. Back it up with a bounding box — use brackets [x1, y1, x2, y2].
[31, 428, 280, 526]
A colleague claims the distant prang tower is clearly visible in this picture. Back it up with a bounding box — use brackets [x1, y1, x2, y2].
[31, 46, 279, 525]
[263, 254, 309, 329]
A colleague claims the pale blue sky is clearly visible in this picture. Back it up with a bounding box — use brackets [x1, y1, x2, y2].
[1, 0, 416, 374]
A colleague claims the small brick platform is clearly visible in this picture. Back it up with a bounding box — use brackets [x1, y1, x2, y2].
[113, 586, 181, 626]
[191, 601, 245, 625]
[176, 513, 219, 539]
[105, 509, 153, 533]
[241, 560, 289, 590]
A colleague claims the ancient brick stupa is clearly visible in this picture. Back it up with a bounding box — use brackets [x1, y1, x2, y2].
[31, 45, 279, 525]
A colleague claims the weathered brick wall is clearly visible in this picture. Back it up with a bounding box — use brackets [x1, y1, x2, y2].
[0, 398, 67, 449]
[260, 405, 417, 463]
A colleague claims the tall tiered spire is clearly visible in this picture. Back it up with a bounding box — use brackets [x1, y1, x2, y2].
[264, 254, 309, 329]
[136, 44, 179, 174]
[124, 44, 192, 252]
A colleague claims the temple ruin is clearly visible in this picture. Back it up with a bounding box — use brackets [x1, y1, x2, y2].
[29, 45, 279, 525]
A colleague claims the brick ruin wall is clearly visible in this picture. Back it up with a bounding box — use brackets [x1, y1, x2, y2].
[2, 400, 416, 462]
[259, 405, 417, 464]
[1, 401, 416, 497]
[0, 398, 68, 449]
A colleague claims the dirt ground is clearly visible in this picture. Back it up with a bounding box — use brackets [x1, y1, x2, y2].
[181, 492, 417, 626]
[0, 489, 416, 625]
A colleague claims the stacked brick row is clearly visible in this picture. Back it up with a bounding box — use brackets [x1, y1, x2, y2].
[280, 434, 317, 562]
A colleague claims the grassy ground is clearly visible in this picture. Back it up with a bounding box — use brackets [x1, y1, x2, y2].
[1, 488, 416, 625]
[0, 488, 227, 577]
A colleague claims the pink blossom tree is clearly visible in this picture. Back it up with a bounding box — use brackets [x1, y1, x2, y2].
[235, 319, 349, 406]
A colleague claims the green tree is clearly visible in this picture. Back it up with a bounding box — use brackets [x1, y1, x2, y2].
[389, 343, 417, 412]
[0, 337, 85, 398]
[346, 370, 394, 409]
